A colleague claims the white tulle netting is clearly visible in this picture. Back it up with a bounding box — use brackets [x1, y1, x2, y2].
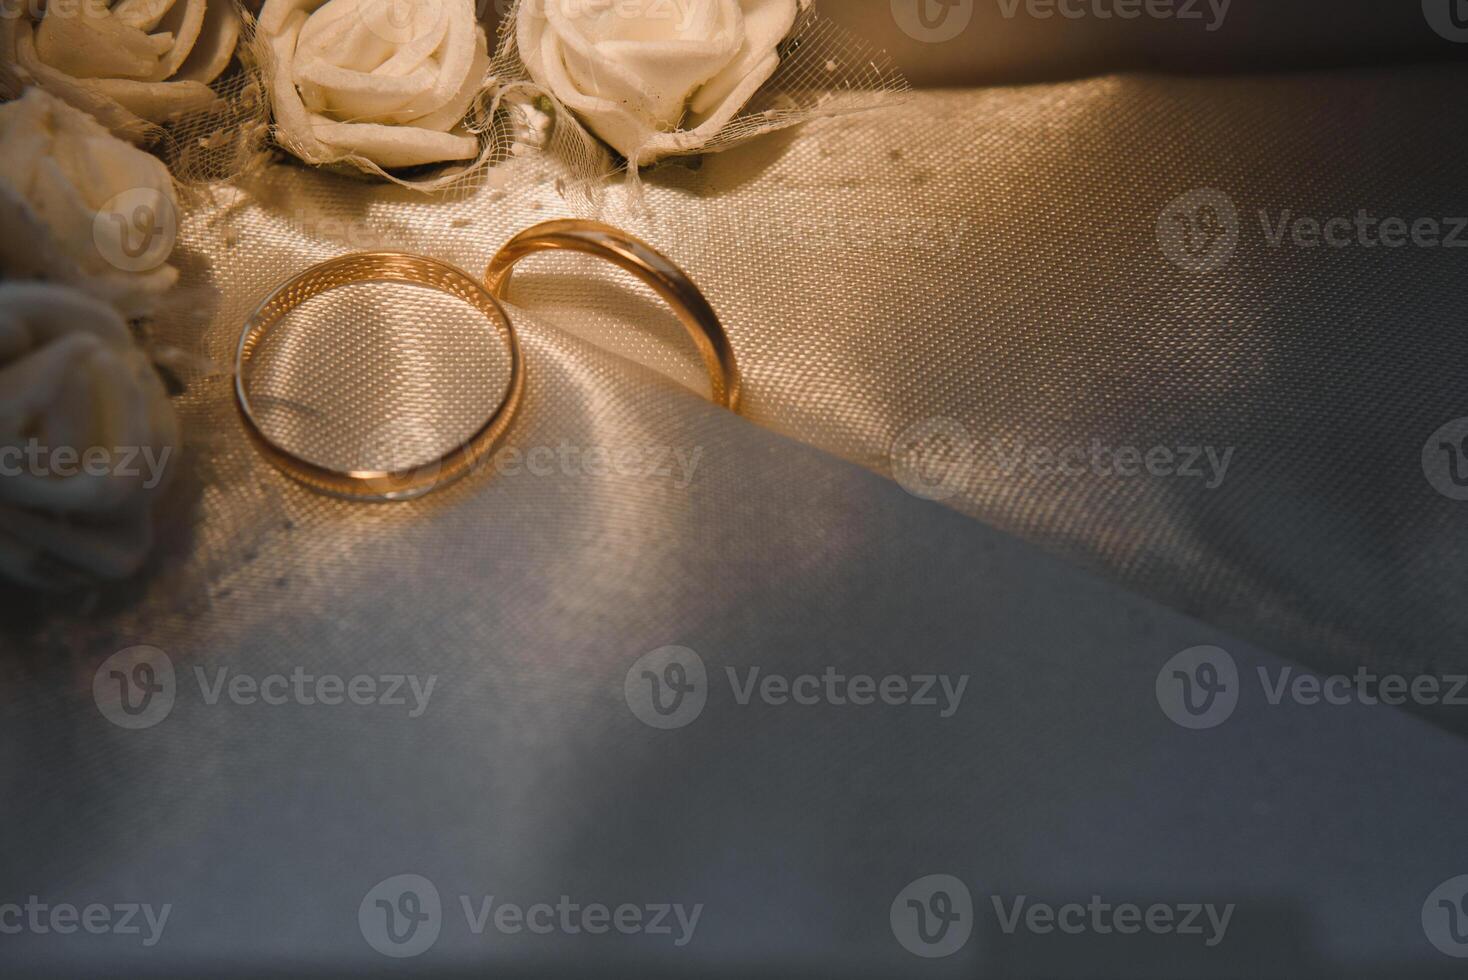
[4, 0, 908, 195]
[0, 0, 266, 182]
[481, 0, 911, 201]
[220, 0, 907, 196]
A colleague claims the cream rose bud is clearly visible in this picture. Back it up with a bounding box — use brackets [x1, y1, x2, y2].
[259, 0, 491, 170]
[0, 282, 180, 591]
[0, 89, 180, 318]
[517, 0, 798, 165]
[0, 0, 241, 140]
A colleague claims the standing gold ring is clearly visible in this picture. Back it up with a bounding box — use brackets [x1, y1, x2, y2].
[484, 219, 742, 412]
[235, 252, 524, 501]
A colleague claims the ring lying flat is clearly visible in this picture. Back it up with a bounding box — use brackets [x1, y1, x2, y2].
[235, 252, 525, 501]
[484, 219, 742, 412]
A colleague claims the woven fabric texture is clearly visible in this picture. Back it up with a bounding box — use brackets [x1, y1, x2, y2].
[13, 66, 1468, 702]
[5, 64, 1468, 978]
[142, 68, 1468, 686]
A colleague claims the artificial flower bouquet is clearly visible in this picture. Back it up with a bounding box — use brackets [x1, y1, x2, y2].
[0, 0, 905, 589]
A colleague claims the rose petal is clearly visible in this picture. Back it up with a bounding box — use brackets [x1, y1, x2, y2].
[261, 0, 488, 170]
[689, 0, 797, 118]
[150, 0, 209, 81]
[35, 7, 172, 81]
[173, 0, 241, 83]
[0, 91, 180, 315]
[312, 116, 479, 167]
[517, 0, 794, 163]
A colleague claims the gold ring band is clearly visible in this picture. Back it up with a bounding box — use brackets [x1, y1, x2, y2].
[484, 219, 742, 412]
[235, 252, 525, 501]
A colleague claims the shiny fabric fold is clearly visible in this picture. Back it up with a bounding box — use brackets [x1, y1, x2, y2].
[4, 62, 1468, 978]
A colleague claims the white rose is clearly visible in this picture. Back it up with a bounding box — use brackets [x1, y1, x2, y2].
[259, 0, 491, 170]
[0, 88, 180, 318]
[0, 282, 179, 590]
[517, 0, 798, 165]
[0, 0, 242, 140]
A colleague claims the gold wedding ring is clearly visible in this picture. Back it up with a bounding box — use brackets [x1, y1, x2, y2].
[237, 223, 739, 501]
[235, 252, 524, 501]
[484, 219, 742, 412]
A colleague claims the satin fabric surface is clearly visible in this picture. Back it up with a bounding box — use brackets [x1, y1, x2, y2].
[4, 67, 1468, 977]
